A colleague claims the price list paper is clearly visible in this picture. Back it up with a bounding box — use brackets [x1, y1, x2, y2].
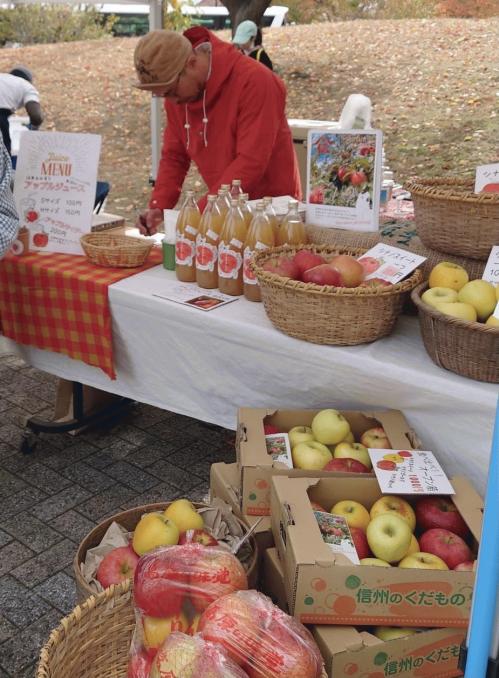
[369, 449, 455, 495]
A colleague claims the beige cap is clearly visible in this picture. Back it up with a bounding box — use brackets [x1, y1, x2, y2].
[133, 30, 193, 89]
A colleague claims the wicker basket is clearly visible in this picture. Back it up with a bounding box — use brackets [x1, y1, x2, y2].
[252, 244, 423, 345]
[411, 282, 499, 383]
[74, 502, 259, 602]
[80, 233, 153, 268]
[405, 178, 499, 260]
[38, 580, 134, 678]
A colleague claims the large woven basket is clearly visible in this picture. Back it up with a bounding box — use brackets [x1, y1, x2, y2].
[81, 233, 153, 268]
[412, 281, 499, 383]
[252, 244, 423, 345]
[405, 178, 499, 260]
[38, 580, 134, 678]
[74, 502, 259, 602]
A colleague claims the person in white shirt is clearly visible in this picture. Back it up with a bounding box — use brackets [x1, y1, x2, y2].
[0, 66, 43, 157]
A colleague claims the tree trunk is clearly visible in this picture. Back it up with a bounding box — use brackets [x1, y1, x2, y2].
[220, 0, 272, 35]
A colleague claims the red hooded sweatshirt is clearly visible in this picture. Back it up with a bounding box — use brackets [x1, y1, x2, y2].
[149, 27, 301, 210]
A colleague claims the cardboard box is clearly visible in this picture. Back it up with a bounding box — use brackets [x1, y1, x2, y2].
[271, 475, 482, 628]
[209, 461, 274, 554]
[237, 408, 421, 516]
[262, 548, 464, 677]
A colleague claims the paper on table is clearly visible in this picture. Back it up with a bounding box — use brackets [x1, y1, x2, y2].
[369, 449, 455, 495]
[153, 282, 239, 312]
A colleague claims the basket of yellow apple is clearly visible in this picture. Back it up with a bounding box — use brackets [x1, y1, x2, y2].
[74, 498, 258, 603]
[411, 261, 499, 382]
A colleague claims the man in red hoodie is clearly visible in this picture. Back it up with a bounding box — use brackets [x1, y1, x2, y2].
[133, 27, 301, 234]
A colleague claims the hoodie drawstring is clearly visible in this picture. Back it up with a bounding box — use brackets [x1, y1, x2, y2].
[202, 89, 208, 147]
[184, 106, 190, 150]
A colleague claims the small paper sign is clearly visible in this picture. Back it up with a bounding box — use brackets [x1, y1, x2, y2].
[358, 242, 426, 283]
[482, 246, 499, 285]
[153, 283, 238, 312]
[313, 511, 360, 564]
[265, 433, 293, 469]
[369, 449, 455, 495]
[474, 163, 499, 194]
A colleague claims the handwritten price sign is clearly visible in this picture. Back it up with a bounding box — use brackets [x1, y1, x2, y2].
[482, 246, 499, 284]
[369, 449, 455, 495]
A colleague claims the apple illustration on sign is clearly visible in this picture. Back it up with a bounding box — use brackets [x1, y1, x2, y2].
[33, 232, 49, 248]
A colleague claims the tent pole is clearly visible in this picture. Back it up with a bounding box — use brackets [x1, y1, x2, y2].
[149, 0, 163, 184]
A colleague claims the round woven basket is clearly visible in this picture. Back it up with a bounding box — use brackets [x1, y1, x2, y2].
[252, 244, 423, 345]
[80, 233, 153, 268]
[74, 502, 259, 602]
[37, 580, 133, 678]
[411, 281, 499, 383]
[405, 178, 499, 260]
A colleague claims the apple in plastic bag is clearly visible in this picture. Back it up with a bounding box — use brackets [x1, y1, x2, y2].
[189, 548, 248, 612]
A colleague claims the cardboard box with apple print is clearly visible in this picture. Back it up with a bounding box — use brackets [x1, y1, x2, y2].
[262, 547, 465, 678]
[237, 408, 421, 517]
[270, 475, 482, 628]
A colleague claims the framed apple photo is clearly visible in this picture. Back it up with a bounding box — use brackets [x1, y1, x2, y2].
[306, 129, 383, 232]
[313, 511, 360, 564]
[369, 449, 455, 495]
[265, 433, 293, 469]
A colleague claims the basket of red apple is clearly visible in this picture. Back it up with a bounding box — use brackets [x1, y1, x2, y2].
[412, 261, 499, 382]
[74, 498, 258, 603]
[252, 244, 423, 345]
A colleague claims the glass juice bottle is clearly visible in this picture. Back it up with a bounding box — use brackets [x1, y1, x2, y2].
[239, 193, 253, 229]
[196, 195, 223, 289]
[231, 178, 243, 199]
[175, 190, 200, 282]
[278, 199, 307, 246]
[243, 201, 275, 302]
[218, 199, 247, 296]
[263, 196, 280, 244]
[216, 187, 231, 220]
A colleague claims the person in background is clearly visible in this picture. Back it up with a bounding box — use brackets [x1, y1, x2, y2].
[0, 137, 19, 259]
[232, 20, 273, 71]
[0, 66, 44, 157]
[133, 28, 300, 235]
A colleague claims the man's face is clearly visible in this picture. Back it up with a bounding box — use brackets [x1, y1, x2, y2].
[149, 56, 205, 104]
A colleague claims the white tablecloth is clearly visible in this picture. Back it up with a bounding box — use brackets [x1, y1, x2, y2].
[4, 266, 497, 495]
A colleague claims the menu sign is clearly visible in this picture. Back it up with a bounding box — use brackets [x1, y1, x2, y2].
[358, 243, 426, 283]
[14, 131, 101, 255]
[369, 449, 455, 495]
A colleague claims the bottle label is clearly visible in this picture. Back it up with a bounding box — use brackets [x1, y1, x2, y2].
[185, 224, 198, 236]
[230, 237, 243, 249]
[243, 246, 257, 285]
[206, 229, 219, 241]
[196, 235, 217, 272]
[176, 232, 195, 267]
[218, 242, 243, 279]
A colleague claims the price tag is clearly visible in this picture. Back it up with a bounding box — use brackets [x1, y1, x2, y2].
[358, 243, 426, 283]
[369, 449, 455, 495]
[474, 163, 499, 194]
[482, 246, 499, 284]
[265, 433, 293, 469]
[313, 512, 360, 565]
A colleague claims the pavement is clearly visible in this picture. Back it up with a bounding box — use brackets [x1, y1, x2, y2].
[0, 352, 235, 677]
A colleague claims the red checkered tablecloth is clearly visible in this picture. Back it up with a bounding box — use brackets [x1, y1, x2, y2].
[0, 249, 162, 379]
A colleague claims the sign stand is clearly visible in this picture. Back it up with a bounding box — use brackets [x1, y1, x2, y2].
[460, 396, 499, 677]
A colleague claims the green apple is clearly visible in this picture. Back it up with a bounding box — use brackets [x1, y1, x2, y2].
[366, 513, 412, 563]
[164, 499, 204, 533]
[370, 495, 416, 531]
[311, 409, 351, 445]
[334, 442, 372, 469]
[458, 279, 497, 321]
[292, 440, 332, 470]
[373, 627, 419, 642]
[421, 286, 458, 309]
[428, 262, 469, 291]
[132, 512, 179, 556]
[398, 552, 448, 570]
[360, 557, 391, 567]
[435, 301, 477, 323]
[288, 426, 315, 448]
[486, 314, 499, 327]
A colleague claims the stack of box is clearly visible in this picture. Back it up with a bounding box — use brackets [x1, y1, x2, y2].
[209, 407, 481, 678]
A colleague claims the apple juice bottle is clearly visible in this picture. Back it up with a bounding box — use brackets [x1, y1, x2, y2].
[278, 199, 307, 246]
[196, 195, 224, 289]
[216, 186, 231, 220]
[243, 201, 275, 302]
[175, 190, 200, 282]
[263, 196, 280, 244]
[218, 198, 247, 296]
[230, 178, 243, 198]
[239, 193, 253, 229]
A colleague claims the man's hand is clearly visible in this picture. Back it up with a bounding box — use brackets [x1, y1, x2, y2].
[135, 208, 163, 236]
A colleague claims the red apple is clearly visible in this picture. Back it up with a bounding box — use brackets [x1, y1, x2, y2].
[264, 424, 280, 435]
[323, 457, 370, 474]
[189, 549, 248, 612]
[302, 264, 342, 286]
[293, 250, 326, 278]
[128, 648, 153, 678]
[178, 529, 219, 547]
[350, 526, 371, 560]
[96, 545, 139, 589]
[454, 560, 476, 572]
[329, 254, 365, 287]
[419, 528, 473, 570]
[415, 497, 470, 539]
[262, 256, 300, 280]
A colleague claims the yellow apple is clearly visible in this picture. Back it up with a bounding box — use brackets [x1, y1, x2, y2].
[311, 409, 351, 445]
[373, 627, 419, 641]
[360, 557, 391, 567]
[421, 286, 458, 308]
[288, 425, 315, 448]
[331, 500, 371, 532]
[486, 314, 499, 327]
[333, 442, 372, 469]
[292, 440, 332, 470]
[360, 427, 391, 450]
[164, 499, 204, 533]
[428, 262, 469, 291]
[458, 279, 497, 321]
[405, 534, 420, 557]
[435, 301, 477, 323]
[398, 552, 449, 570]
[366, 513, 412, 563]
[143, 611, 189, 650]
[132, 513, 179, 556]
[370, 495, 416, 531]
